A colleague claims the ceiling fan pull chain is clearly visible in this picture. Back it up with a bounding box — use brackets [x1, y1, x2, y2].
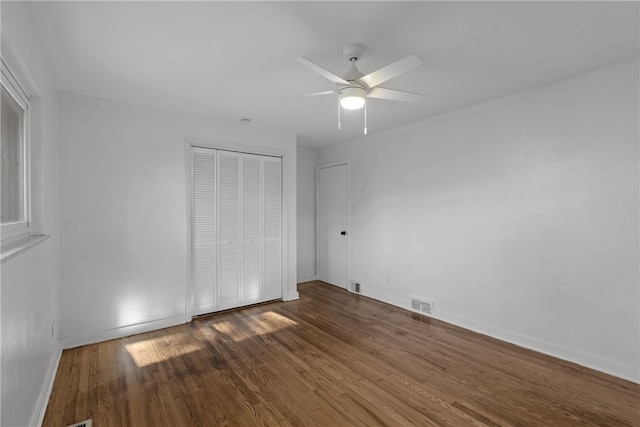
[364, 102, 368, 135]
[338, 101, 341, 130]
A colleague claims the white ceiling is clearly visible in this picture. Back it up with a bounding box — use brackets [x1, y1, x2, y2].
[26, 1, 639, 148]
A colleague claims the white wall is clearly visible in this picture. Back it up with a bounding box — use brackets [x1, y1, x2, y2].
[318, 60, 639, 382]
[58, 92, 297, 346]
[297, 146, 317, 282]
[1, 2, 61, 426]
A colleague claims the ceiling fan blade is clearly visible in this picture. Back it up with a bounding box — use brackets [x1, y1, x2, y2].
[367, 87, 425, 103]
[359, 55, 423, 88]
[294, 57, 350, 85]
[282, 90, 336, 99]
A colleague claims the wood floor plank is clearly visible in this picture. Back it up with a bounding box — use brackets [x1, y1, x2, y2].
[43, 281, 640, 426]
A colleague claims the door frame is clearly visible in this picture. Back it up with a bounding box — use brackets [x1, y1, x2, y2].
[315, 160, 350, 289]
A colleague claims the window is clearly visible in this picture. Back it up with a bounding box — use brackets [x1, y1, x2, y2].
[1, 58, 30, 249]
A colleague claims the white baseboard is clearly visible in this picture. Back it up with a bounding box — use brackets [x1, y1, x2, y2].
[32, 343, 63, 427]
[297, 274, 318, 283]
[433, 308, 639, 384]
[361, 287, 640, 384]
[61, 315, 190, 349]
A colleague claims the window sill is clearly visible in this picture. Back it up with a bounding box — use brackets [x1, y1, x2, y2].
[1, 234, 50, 264]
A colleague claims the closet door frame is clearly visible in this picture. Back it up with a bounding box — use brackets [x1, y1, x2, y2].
[185, 138, 287, 318]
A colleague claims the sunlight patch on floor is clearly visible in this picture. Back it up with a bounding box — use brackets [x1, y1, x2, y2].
[210, 311, 299, 342]
[124, 334, 203, 367]
[210, 320, 238, 337]
[260, 310, 298, 327]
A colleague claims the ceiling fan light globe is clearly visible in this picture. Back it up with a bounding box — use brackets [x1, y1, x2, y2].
[340, 96, 365, 110]
[339, 87, 366, 110]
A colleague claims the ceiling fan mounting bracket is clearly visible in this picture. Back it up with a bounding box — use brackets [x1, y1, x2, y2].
[343, 43, 366, 62]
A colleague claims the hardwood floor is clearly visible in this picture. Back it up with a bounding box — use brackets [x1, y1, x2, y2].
[44, 281, 639, 426]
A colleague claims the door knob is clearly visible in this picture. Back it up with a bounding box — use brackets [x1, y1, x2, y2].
[340, 231, 347, 236]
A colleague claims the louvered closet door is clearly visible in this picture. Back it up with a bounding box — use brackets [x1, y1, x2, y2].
[218, 151, 242, 311]
[191, 148, 217, 315]
[242, 155, 262, 304]
[263, 157, 282, 301]
[190, 147, 282, 316]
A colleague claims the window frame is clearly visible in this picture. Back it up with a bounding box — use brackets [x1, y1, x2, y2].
[1, 57, 31, 249]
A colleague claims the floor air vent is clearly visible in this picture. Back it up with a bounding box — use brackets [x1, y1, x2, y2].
[67, 420, 92, 427]
[411, 297, 434, 315]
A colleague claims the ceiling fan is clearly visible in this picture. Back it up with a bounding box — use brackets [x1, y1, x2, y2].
[287, 43, 425, 133]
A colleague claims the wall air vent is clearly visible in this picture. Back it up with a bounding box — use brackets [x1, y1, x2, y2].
[411, 297, 434, 315]
[350, 280, 362, 294]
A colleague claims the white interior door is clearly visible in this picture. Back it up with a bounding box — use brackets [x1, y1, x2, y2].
[317, 163, 348, 288]
[263, 157, 282, 301]
[241, 155, 262, 304]
[217, 151, 241, 310]
[191, 148, 217, 315]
